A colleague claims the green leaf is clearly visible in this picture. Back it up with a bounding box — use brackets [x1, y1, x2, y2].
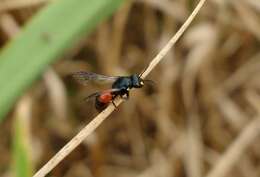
[0, 0, 124, 121]
[12, 118, 33, 177]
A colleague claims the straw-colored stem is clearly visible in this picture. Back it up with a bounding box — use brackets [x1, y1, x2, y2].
[33, 99, 123, 177]
[206, 117, 260, 177]
[140, 0, 206, 79]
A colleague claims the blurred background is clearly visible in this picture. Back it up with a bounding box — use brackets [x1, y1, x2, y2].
[1, 0, 260, 177]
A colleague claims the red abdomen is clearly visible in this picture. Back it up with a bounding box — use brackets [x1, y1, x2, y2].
[98, 91, 113, 103]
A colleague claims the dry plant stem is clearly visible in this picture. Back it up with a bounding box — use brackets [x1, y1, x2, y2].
[139, 0, 187, 21]
[109, 1, 132, 71]
[0, 13, 20, 37]
[33, 0, 206, 176]
[43, 68, 68, 120]
[140, 0, 207, 79]
[0, 0, 50, 12]
[206, 117, 260, 177]
[33, 99, 123, 177]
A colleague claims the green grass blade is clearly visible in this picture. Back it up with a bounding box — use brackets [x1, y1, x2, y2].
[0, 0, 124, 121]
[12, 117, 33, 177]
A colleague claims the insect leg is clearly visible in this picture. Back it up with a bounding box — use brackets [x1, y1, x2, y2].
[126, 92, 129, 99]
[111, 100, 118, 110]
[120, 91, 129, 100]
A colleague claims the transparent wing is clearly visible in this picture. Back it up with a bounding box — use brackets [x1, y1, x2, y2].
[83, 88, 122, 102]
[72, 71, 119, 85]
[83, 92, 100, 102]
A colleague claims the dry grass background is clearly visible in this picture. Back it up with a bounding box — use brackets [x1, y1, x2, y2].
[1, 0, 260, 177]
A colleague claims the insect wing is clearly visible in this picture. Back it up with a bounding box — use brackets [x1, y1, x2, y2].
[72, 71, 119, 85]
[83, 92, 100, 102]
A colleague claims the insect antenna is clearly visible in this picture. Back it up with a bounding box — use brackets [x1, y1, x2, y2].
[139, 67, 156, 86]
[143, 79, 156, 86]
[139, 68, 146, 78]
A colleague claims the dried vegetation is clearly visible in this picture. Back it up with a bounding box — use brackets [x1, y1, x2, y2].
[0, 0, 260, 177]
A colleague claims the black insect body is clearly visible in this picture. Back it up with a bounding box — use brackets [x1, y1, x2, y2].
[72, 71, 146, 111]
[112, 74, 144, 99]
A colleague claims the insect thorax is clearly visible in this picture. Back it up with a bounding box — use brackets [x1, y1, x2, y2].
[112, 76, 132, 90]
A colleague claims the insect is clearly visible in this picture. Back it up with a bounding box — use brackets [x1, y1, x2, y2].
[72, 71, 151, 111]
